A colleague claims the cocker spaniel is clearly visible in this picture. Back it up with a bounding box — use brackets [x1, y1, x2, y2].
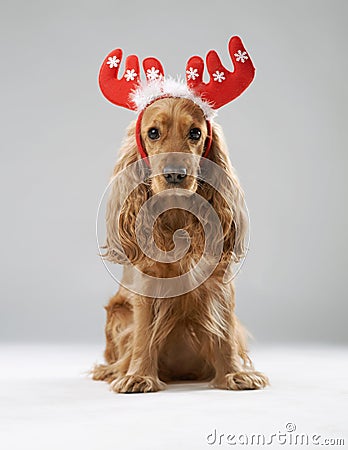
[92, 36, 268, 393]
[92, 96, 268, 393]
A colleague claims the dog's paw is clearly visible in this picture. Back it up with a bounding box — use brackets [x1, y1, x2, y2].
[211, 371, 269, 391]
[110, 375, 166, 393]
[91, 364, 118, 383]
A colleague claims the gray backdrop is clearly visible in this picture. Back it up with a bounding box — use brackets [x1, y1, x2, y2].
[1, 0, 347, 344]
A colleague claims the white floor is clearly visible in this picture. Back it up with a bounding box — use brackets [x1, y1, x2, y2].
[0, 344, 347, 450]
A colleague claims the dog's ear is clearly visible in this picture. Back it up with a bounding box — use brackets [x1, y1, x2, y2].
[103, 121, 149, 265]
[199, 122, 248, 263]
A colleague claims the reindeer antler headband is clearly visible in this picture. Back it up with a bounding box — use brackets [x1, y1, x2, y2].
[99, 36, 255, 164]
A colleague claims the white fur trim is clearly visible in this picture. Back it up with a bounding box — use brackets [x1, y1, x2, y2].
[130, 78, 217, 120]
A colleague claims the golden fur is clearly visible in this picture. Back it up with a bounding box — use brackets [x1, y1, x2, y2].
[92, 98, 268, 392]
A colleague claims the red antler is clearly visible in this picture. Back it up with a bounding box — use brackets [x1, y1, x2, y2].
[185, 36, 255, 109]
[99, 49, 164, 110]
[99, 36, 254, 112]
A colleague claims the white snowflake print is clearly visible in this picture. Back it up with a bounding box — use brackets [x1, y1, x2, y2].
[124, 69, 137, 82]
[146, 67, 161, 81]
[186, 67, 199, 81]
[212, 71, 225, 83]
[234, 50, 249, 63]
[106, 56, 120, 68]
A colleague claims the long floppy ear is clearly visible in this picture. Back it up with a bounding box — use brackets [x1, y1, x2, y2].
[103, 121, 149, 265]
[199, 122, 248, 263]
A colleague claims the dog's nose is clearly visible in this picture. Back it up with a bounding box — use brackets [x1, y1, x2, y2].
[163, 166, 187, 184]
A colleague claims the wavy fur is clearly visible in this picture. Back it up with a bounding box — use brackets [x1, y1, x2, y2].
[92, 98, 268, 392]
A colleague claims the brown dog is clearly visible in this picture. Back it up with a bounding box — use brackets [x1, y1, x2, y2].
[92, 97, 268, 393]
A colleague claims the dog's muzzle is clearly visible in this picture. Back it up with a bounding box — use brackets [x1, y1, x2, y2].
[163, 166, 187, 184]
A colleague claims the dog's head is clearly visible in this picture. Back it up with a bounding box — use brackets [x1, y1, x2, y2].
[105, 97, 247, 267]
[140, 97, 208, 194]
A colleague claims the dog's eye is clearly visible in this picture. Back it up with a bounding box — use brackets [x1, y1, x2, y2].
[189, 128, 201, 141]
[148, 128, 160, 140]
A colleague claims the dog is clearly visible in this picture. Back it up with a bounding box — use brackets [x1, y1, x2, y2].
[92, 96, 269, 393]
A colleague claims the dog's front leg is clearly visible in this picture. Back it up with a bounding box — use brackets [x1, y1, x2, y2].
[111, 298, 166, 393]
[208, 308, 269, 391]
[209, 334, 268, 390]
